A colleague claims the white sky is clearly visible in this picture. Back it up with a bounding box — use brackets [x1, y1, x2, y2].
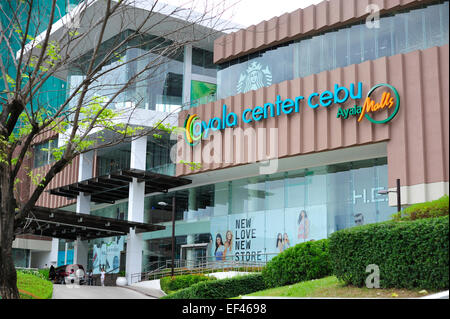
[162, 0, 324, 29]
[226, 0, 324, 27]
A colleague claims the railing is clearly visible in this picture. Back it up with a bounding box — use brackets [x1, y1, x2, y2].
[129, 254, 278, 285]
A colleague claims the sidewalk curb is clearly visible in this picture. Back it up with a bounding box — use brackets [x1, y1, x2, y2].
[120, 285, 165, 299]
[420, 291, 449, 299]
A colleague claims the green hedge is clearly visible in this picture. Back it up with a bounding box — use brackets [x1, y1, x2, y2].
[162, 274, 266, 299]
[329, 216, 449, 290]
[160, 274, 214, 294]
[261, 239, 331, 289]
[392, 195, 449, 221]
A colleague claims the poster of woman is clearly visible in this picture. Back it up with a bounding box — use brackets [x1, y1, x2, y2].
[214, 233, 225, 261]
[297, 210, 310, 241]
[223, 230, 233, 261]
[276, 233, 283, 253]
[285, 206, 327, 245]
[282, 233, 290, 251]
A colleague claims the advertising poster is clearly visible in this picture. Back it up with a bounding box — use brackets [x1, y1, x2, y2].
[209, 215, 227, 260]
[284, 206, 328, 245]
[265, 209, 285, 258]
[210, 212, 265, 262]
[209, 207, 328, 263]
[190, 80, 216, 107]
[92, 236, 124, 274]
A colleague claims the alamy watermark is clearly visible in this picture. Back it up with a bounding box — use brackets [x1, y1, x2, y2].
[171, 127, 280, 175]
[366, 4, 381, 29]
[365, 264, 380, 288]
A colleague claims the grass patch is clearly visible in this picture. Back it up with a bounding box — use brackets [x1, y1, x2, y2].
[244, 276, 436, 298]
[17, 271, 53, 299]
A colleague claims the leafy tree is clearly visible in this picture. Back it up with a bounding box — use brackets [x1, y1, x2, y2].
[0, 0, 232, 298]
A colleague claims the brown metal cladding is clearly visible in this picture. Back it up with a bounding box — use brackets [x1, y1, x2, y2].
[31, 155, 79, 208]
[177, 45, 449, 191]
[214, 0, 435, 64]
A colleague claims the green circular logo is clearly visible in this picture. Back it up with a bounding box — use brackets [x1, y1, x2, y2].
[364, 83, 400, 124]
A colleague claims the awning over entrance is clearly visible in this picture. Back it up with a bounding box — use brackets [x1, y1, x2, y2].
[48, 168, 192, 204]
[15, 206, 165, 241]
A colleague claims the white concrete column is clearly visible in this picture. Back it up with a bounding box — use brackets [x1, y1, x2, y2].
[130, 136, 147, 171]
[64, 242, 68, 265]
[76, 151, 94, 214]
[73, 236, 88, 270]
[75, 151, 93, 270]
[125, 229, 143, 284]
[186, 235, 195, 269]
[49, 238, 59, 266]
[183, 44, 192, 105]
[126, 136, 147, 284]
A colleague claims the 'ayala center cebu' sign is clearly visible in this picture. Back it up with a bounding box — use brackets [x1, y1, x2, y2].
[183, 82, 400, 146]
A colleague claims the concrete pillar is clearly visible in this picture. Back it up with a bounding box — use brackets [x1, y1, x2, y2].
[73, 236, 88, 270]
[186, 188, 197, 268]
[75, 151, 93, 270]
[126, 136, 147, 284]
[183, 44, 192, 105]
[186, 235, 195, 269]
[130, 136, 147, 171]
[49, 238, 59, 266]
[76, 151, 94, 214]
[64, 242, 68, 265]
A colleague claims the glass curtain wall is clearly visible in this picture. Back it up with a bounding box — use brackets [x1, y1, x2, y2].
[12, 249, 30, 268]
[192, 47, 217, 77]
[217, 1, 449, 99]
[140, 157, 396, 267]
[96, 133, 175, 176]
[189, 47, 217, 108]
[67, 30, 184, 112]
[146, 134, 176, 176]
[96, 142, 132, 176]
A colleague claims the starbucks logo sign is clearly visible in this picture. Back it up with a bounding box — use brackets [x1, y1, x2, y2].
[237, 62, 272, 94]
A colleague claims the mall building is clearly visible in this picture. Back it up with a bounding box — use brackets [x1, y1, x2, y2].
[15, 0, 449, 283]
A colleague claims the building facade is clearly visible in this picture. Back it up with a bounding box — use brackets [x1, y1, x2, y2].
[20, 0, 449, 280]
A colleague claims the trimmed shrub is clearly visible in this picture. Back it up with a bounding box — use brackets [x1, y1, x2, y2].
[160, 274, 214, 294]
[162, 274, 266, 299]
[261, 239, 331, 289]
[392, 195, 449, 221]
[329, 216, 449, 290]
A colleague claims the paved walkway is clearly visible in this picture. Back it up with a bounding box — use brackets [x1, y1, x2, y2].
[52, 285, 154, 299]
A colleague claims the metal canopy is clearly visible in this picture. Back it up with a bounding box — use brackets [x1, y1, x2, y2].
[48, 168, 192, 204]
[15, 206, 165, 241]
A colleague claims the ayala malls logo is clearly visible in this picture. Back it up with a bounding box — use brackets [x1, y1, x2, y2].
[336, 83, 400, 124]
[183, 82, 400, 146]
[237, 61, 272, 94]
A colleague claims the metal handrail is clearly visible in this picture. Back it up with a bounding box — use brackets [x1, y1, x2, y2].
[129, 254, 277, 284]
[106, 267, 120, 274]
[142, 261, 165, 273]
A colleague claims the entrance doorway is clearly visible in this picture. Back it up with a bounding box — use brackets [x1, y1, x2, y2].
[180, 243, 208, 269]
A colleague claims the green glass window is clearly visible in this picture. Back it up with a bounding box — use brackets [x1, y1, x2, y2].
[33, 138, 58, 168]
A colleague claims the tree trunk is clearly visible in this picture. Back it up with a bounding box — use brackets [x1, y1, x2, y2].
[0, 165, 20, 299]
[0, 230, 19, 299]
